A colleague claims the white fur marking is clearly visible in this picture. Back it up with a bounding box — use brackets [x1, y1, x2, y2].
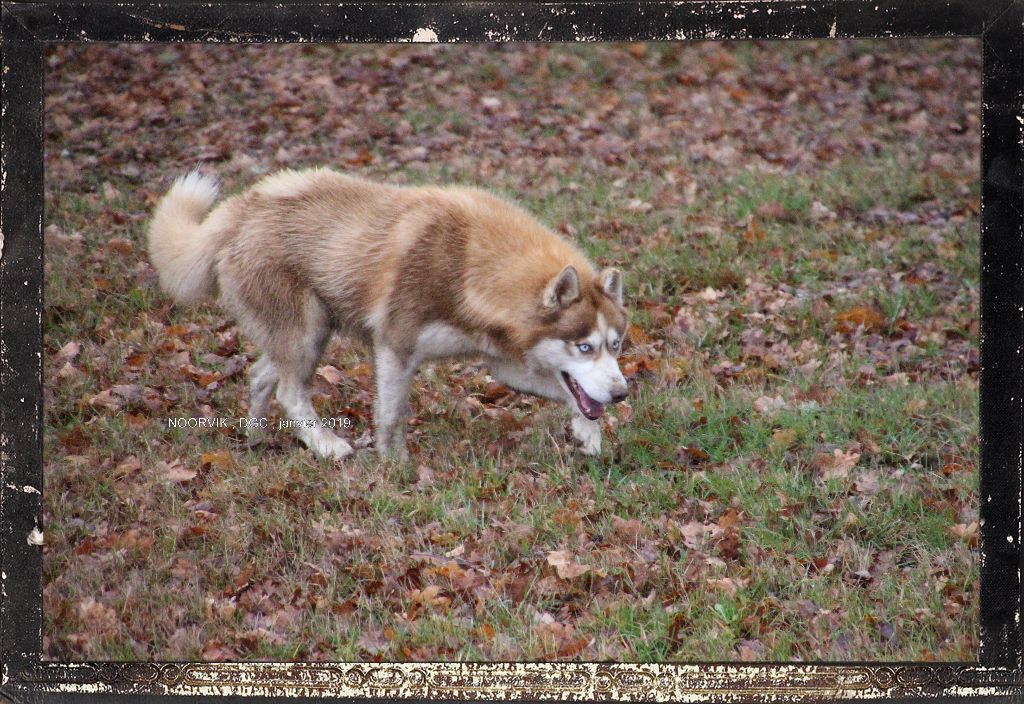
[173, 171, 220, 209]
[365, 299, 390, 337]
[572, 413, 602, 455]
[415, 323, 479, 361]
[488, 359, 566, 401]
[373, 346, 414, 458]
[529, 315, 627, 405]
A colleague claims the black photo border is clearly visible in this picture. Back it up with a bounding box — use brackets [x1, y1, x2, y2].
[1, 0, 1022, 700]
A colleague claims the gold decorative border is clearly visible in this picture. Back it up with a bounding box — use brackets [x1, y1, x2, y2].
[13, 662, 1024, 700]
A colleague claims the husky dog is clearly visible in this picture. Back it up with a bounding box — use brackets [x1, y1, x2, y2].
[148, 168, 629, 460]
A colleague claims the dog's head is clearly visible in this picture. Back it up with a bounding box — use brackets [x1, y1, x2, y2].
[527, 265, 630, 420]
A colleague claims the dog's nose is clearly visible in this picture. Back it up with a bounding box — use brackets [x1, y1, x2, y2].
[610, 388, 629, 403]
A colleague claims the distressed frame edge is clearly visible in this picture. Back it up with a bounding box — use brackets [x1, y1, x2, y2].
[1, 0, 1022, 701]
[0, 0, 1017, 44]
[978, 0, 1024, 676]
[0, 25, 46, 704]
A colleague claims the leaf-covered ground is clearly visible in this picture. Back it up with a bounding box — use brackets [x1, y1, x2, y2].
[43, 40, 979, 661]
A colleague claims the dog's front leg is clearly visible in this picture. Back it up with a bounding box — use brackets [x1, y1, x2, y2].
[374, 344, 415, 460]
[571, 409, 602, 456]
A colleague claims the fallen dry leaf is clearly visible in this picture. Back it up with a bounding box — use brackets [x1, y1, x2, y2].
[809, 200, 836, 221]
[717, 508, 741, 530]
[854, 471, 881, 496]
[201, 639, 238, 660]
[57, 361, 80, 381]
[611, 515, 643, 542]
[755, 201, 789, 221]
[106, 237, 134, 255]
[409, 584, 451, 609]
[81, 389, 122, 412]
[754, 395, 786, 416]
[815, 449, 861, 480]
[180, 364, 223, 389]
[717, 529, 742, 560]
[708, 577, 739, 597]
[677, 520, 710, 550]
[316, 365, 345, 385]
[160, 460, 197, 484]
[557, 635, 593, 659]
[58, 340, 82, 361]
[737, 639, 766, 660]
[696, 286, 724, 303]
[415, 464, 435, 489]
[948, 521, 979, 547]
[77, 597, 120, 635]
[835, 306, 885, 334]
[200, 450, 235, 472]
[114, 455, 143, 479]
[546, 550, 590, 580]
[676, 445, 710, 465]
[771, 428, 798, 449]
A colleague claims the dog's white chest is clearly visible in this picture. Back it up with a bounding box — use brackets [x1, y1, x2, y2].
[414, 322, 499, 361]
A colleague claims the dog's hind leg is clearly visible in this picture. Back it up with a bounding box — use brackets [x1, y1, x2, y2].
[218, 248, 352, 460]
[244, 355, 278, 444]
[373, 344, 415, 460]
[277, 377, 354, 460]
[269, 296, 354, 461]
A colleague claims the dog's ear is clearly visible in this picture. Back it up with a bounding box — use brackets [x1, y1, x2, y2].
[600, 267, 623, 306]
[542, 265, 580, 309]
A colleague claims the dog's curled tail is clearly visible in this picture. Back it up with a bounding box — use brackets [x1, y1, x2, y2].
[148, 171, 222, 305]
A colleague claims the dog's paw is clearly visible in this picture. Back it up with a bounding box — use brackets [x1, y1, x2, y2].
[313, 435, 355, 461]
[572, 415, 602, 456]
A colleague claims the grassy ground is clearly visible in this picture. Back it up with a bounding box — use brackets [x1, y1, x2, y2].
[43, 40, 979, 661]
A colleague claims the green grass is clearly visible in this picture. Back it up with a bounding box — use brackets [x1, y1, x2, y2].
[42, 40, 979, 663]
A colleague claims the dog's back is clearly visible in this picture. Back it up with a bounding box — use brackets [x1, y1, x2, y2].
[167, 168, 593, 353]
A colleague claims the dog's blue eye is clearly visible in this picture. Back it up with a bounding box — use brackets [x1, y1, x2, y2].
[610, 339, 620, 350]
[577, 343, 593, 354]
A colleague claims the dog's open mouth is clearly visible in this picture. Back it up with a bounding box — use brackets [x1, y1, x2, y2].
[562, 372, 604, 420]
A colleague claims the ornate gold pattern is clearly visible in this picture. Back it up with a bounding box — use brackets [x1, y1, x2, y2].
[13, 662, 1024, 700]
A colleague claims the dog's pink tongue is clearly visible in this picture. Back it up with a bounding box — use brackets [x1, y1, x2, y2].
[580, 389, 604, 419]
